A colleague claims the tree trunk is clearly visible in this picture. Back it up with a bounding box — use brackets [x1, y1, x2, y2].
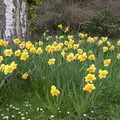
[0, 0, 27, 41]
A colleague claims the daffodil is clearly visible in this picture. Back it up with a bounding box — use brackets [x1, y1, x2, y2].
[104, 59, 111, 67]
[50, 85, 60, 96]
[4, 49, 13, 57]
[98, 69, 108, 79]
[78, 52, 87, 62]
[20, 50, 29, 61]
[87, 37, 95, 43]
[22, 73, 29, 79]
[87, 64, 96, 73]
[117, 40, 120, 46]
[83, 84, 95, 92]
[36, 47, 43, 55]
[15, 50, 21, 57]
[66, 53, 75, 62]
[13, 38, 21, 44]
[103, 46, 108, 52]
[116, 53, 120, 60]
[88, 54, 95, 61]
[57, 24, 63, 29]
[48, 58, 56, 65]
[85, 74, 96, 83]
[4, 62, 17, 75]
[0, 56, 3, 63]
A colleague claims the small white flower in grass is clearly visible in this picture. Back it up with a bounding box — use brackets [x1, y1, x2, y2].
[6, 108, 9, 111]
[18, 111, 22, 114]
[37, 107, 40, 111]
[25, 112, 28, 115]
[11, 115, 15, 118]
[20, 113, 24, 116]
[67, 112, 70, 114]
[15, 108, 20, 111]
[9, 104, 13, 108]
[12, 106, 15, 109]
[1, 114, 4, 116]
[50, 115, 55, 118]
[91, 110, 94, 113]
[25, 104, 29, 107]
[21, 117, 26, 120]
[83, 114, 87, 117]
[40, 108, 43, 111]
[2, 116, 9, 120]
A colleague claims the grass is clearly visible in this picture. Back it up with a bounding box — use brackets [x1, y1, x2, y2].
[0, 32, 120, 120]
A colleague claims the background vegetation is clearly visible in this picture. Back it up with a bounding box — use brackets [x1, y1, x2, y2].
[27, 0, 120, 40]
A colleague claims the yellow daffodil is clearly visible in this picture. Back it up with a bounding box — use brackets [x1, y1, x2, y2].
[48, 58, 56, 65]
[103, 46, 108, 52]
[104, 59, 111, 67]
[58, 24, 63, 29]
[64, 26, 69, 33]
[13, 38, 21, 44]
[50, 85, 60, 96]
[29, 47, 36, 53]
[87, 64, 96, 73]
[117, 40, 120, 46]
[78, 52, 87, 62]
[15, 50, 21, 57]
[73, 44, 79, 50]
[98, 69, 108, 79]
[83, 84, 95, 92]
[4, 62, 17, 75]
[66, 53, 75, 62]
[22, 73, 29, 79]
[77, 49, 83, 54]
[4, 49, 13, 57]
[109, 45, 115, 51]
[106, 41, 111, 46]
[87, 37, 95, 43]
[88, 54, 95, 61]
[116, 53, 120, 59]
[36, 47, 43, 55]
[97, 40, 103, 46]
[0, 56, 3, 63]
[19, 42, 25, 49]
[85, 74, 96, 83]
[20, 50, 29, 61]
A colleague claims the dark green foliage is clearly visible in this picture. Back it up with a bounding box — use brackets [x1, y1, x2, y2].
[81, 8, 120, 39]
[28, 0, 120, 40]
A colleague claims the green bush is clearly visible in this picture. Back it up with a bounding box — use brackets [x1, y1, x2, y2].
[81, 8, 120, 39]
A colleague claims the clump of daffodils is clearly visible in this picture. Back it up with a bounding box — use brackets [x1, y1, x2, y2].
[0, 30, 119, 95]
[20, 50, 29, 61]
[1, 61, 17, 75]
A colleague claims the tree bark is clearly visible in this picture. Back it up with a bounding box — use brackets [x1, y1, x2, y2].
[0, 0, 27, 41]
